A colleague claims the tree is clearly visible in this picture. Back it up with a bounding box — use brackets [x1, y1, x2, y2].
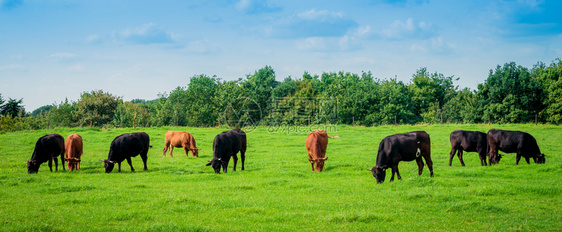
[31, 105, 55, 117]
[476, 62, 544, 123]
[48, 98, 76, 127]
[241, 66, 278, 123]
[185, 74, 220, 126]
[365, 78, 416, 125]
[409, 68, 456, 123]
[113, 101, 150, 127]
[537, 58, 562, 124]
[0, 98, 24, 118]
[75, 90, 121, 127]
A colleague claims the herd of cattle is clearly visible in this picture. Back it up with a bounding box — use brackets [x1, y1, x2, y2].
[26, 128, 546, 183]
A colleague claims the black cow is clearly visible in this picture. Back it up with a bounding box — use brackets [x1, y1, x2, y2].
[102, 132, 151, 173]
[449, 130, 491, 166]
[487, 129, 546, 165]
[369, 131, 433, 184]
[27, 134, 65, 174]
[206, 129, 247, 174]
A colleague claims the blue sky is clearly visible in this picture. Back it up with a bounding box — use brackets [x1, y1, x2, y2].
[1, 0, 561, 111]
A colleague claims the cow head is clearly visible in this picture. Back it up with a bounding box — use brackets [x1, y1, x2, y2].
[191, 148, 200, 157]
[313, 157, 328, 172]
[490, 154, 503, 165]
[27, 160, 40, 174]
[369, 165, 387, 184]
[102, 159, 116, 173]
[65, 157, 81, 171]
[206, 158, 224, 173]
[535, 154, 546, 164]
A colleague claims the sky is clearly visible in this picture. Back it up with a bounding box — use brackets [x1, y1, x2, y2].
[1, 0, 561, 111]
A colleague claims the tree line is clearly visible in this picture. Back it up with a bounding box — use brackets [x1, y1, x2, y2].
[1, 59, 561, 132]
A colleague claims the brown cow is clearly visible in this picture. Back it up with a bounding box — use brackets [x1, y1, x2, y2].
[163, 131, 199, 157]
[64, 133, 83, 171]
[305, 129, 338, 172]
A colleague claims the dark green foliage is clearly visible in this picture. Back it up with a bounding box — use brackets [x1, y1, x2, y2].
[74, 90, 121, 127]
[0, 98, 24, 118]
[477, 62, 545, 124]
[4, 59, 562, 131]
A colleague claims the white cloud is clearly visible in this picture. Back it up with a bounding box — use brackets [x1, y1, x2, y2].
[380, 18, 435, 40]
[269, 9, 358, 38]
[49, 53, 80, 62]
[116, 23, 177, 45]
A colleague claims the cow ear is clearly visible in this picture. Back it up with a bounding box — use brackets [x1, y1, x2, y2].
[206, 162, 212, 166]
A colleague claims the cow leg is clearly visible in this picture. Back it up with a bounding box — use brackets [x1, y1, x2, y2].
[61, 155, 65, 171]
[394, 165, 402, 180]
[127, 157, 136, 172]
[478, 148, 487, 166]
[232, 154, 238, 171]
[390, 168, 396, 182]
[516, 154, 521, 165]
[141, 152, 148, 171]
[48, 159, 53, 172]
[524, 156, 530, 164]
[54, 157, 59, 172]
[415, 157, 424, 176]
[117, 162, 122, 173]
[240, 149, 245, 171]
[423, 155, 434, 177]
[308, 154, 315, 171]
[449, 148, 456, 166]
[169, 146, 174, 158]
[458, 150, 465, 166]
[162, 144, 168, 157]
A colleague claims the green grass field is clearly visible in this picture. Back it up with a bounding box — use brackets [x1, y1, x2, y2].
[0, 124, 560, 231]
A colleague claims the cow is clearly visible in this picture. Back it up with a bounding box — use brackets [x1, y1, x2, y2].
[64, 133, 83, 171]
[449, 130, 491, 166]
[487, 129, 546, 165]
[305, 129, 338, 172]
[369, 131, 433, 184]
[206, 129, 246, 174]
[27, 134, 65, 174]
[101, 132, 151, 173]
[162, 131, 199, 158]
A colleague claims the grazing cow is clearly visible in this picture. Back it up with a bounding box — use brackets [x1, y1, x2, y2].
[27, 134, 65, 174]
[369, 131, 433, 184]
[64, 133, 83, 171]
[102, 132, 151, 173]
[162, 131, 199, 158]
[305, 129, 338, 172]
[449, 130, 491, 166]
[487, 129, 546, 165]
[206, 129, 246, 174]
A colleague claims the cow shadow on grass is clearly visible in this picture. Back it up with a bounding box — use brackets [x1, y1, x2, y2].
[323, 163, 353, 172]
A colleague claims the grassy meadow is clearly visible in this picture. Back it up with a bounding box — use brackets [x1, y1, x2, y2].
[0, 124, 560, 231]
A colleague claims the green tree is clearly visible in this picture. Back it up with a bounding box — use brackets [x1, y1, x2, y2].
[537, 58, 562, 124]
[365, 78, 416, 125]
[31, 105, 54, 117]
[442, 88, 478, 123]
[241, 66, 278, 123]
[75, 90, 121, 127]
[476, 62, 544, 123]
[47, 98, 76, 127]
[185, 75, 219, 126]
[0, 98, 24, 118]
[112, 101, 151, 127]
[409, 68, 456, 123]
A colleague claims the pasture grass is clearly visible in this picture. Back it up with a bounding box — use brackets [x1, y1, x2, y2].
[0, 124, 560, 231]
